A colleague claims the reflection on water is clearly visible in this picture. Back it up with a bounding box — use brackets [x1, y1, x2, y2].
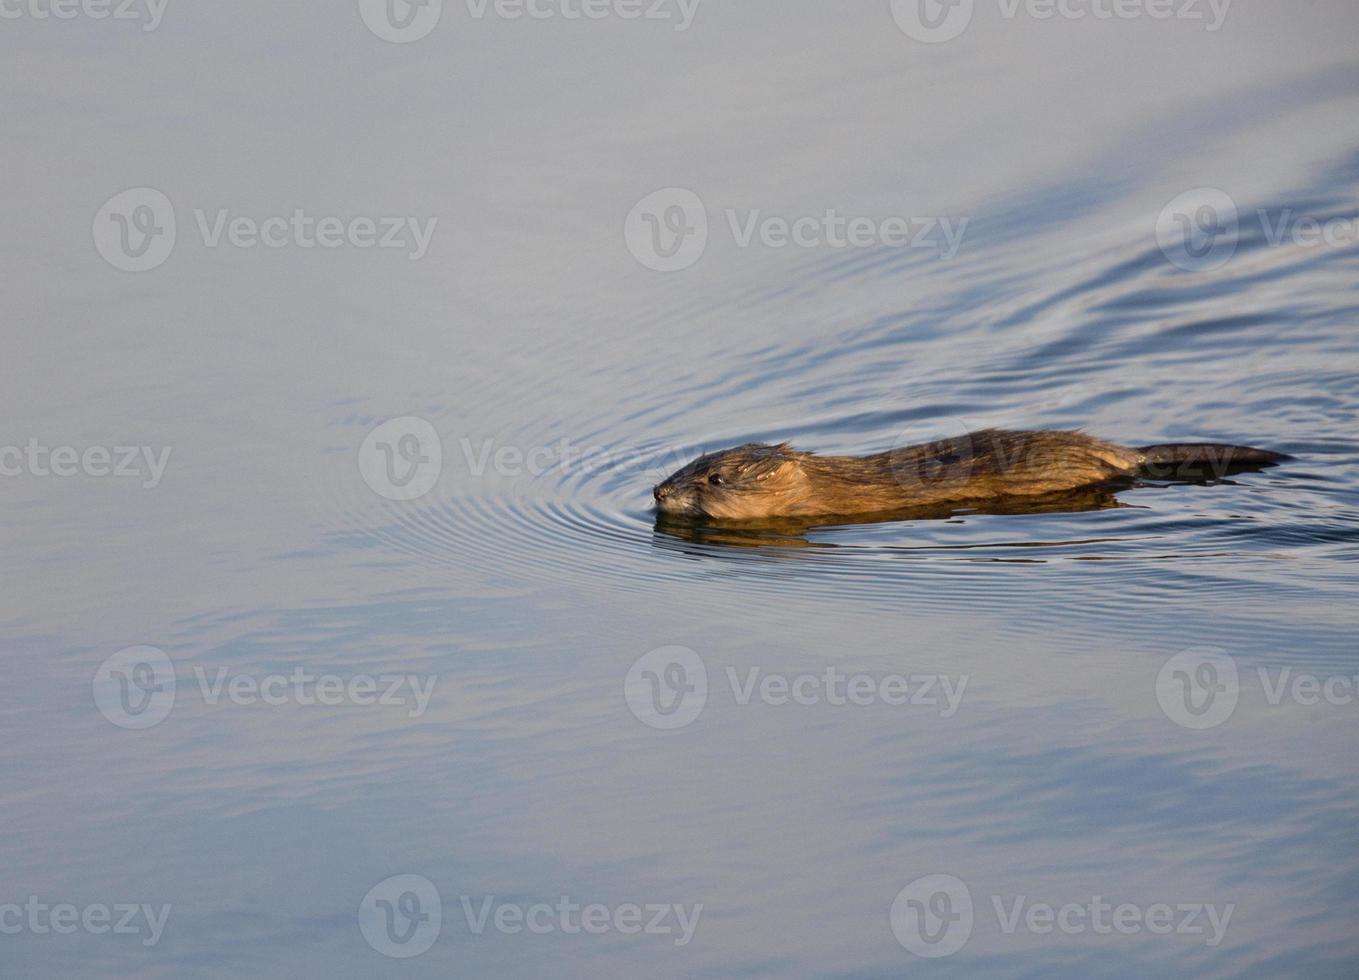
[3, 1, 1359, 977]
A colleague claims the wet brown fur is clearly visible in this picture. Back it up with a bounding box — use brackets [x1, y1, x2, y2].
[653, 429, 1284, 520]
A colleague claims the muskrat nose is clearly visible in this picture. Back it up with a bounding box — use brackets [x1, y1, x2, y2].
[653, 484, 670, 501]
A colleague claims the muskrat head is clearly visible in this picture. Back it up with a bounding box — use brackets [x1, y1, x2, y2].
[653, 442, 806, 519]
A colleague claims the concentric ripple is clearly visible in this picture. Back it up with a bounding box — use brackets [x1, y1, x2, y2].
[328, 140, 1359, 640]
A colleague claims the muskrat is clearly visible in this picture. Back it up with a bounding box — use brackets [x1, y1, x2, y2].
[652, 429, 1288, 520]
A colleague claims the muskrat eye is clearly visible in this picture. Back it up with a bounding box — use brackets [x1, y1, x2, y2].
[708, 473, 725, 486]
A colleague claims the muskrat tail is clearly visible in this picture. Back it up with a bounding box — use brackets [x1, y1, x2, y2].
[1135, 442, 1291, 480]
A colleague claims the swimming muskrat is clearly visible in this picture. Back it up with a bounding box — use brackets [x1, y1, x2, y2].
[652, 429, 1288, 519]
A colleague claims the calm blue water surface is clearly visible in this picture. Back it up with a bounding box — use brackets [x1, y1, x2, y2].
[2, 2, 1358, 977]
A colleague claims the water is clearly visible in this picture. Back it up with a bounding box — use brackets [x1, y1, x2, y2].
[2, 2, 1358, 977]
